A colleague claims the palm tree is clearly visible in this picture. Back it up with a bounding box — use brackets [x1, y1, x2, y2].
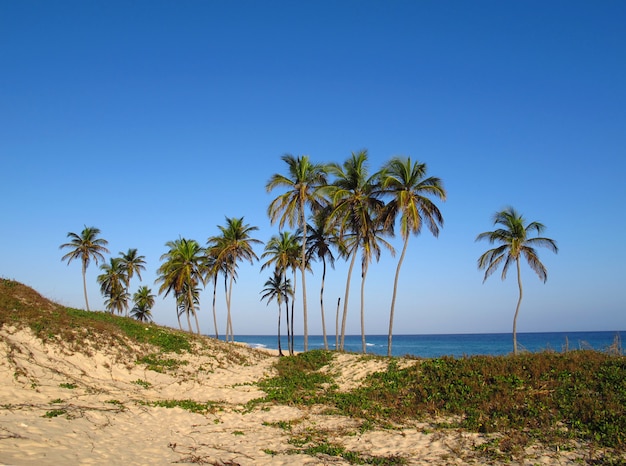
[261, 231, 301, 354]
[305, 209, 338, 350]
[60, 226, 109, 311]
[119, 248, 146, 299]
[131, 286, 155, 322]
[97, 257, 129, 314]
[208, 217, 261, 342]
[266, 154, 328, 351]
[261, 269, 293, 357]
[476, 207, 558, 355]
[378, 157, 446, 356]
[104, 286, 130, 316]
[325, 150, 386, 350]
[155, 238, 205, 334]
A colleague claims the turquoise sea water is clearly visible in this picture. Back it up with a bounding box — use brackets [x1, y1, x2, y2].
[228, 331, 624, 358]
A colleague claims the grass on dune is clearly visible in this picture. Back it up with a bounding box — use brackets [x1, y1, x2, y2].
[0, 277, 191, 354]
[257, 347, 626, 458]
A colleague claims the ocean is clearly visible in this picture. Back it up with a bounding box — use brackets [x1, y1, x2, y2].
[227, 331, 624, 358]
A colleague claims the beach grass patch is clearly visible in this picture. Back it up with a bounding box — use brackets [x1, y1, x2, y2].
[137, 353, 187, 372]
[255, 350, 336, 405]
[59, 382, 77, 389]
[132, 379, 151, 389]
[43, 409, 66, 418]
[142, 399, 219, 414]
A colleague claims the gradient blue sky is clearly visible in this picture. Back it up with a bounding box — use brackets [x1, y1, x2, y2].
[2, 1, 625, 336]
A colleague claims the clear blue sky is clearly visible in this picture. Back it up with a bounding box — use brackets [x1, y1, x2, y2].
[2, 0, 625, 336]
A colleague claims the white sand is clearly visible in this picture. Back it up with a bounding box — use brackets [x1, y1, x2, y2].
[0, 325, 602, 465]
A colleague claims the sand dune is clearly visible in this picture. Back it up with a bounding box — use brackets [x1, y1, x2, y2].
[0, 325, 601, 465]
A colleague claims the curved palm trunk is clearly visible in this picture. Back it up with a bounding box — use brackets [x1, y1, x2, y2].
[513, 258, 523, 355]
[176, 311, 183, 331]
[223, 274, 230, 340]
[192, 309, 201, 335]
[82, 262, 90, 311]
[212, 274, 219, 339]
[388, 236, 410, 356]
[340, 249, 358, 350]
[360, 260, 369, 354]
[227, 272, 235, 342]
[174, 294, 183, 330]
[299, 200, 309, 351]
[320, 258, 328, 350]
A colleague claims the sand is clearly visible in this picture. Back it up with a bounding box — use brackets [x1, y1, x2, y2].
[0, 325, 602, 465]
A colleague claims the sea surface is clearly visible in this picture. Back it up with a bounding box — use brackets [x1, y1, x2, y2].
[227, 331, 624, 358]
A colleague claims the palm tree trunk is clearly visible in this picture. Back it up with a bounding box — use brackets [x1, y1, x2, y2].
[285, 294, 292, 355]
[300, 200, 309, 352]
[82, 262, 90, 311]
[320, 258, 328, 350]
[360, 260, 368, 354]
[340, 249, 358, 350]
[513, 258, 523, 355]
[388, 236, 409, 357]
[277, 298, 283, 357]
[185, 305, 193, 333]
[212, 274, 219, 339]
[227, 272, 234, 342]
[335, 297, 340, 350]
[176, 303, 183, 330]
[291, 267, 297, 354]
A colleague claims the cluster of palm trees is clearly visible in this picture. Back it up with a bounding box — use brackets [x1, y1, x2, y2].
[60, 151, 557, 357]
[154, 218, 261, 339]
[60, 229, 155, 322]
[265, 150, 447, 356]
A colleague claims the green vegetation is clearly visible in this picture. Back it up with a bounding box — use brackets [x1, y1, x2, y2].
[141, 399, 219, 414]
[59, 382, 77, 389]
[0, 279, 192, 354]
[43, 409, 67, 418]
[256, 349, 626, 456]
[137, 353, 188, 372]
[132, 379, 152, 389]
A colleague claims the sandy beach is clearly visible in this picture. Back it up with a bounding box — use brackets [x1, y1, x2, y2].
[1, 321, 611, 465]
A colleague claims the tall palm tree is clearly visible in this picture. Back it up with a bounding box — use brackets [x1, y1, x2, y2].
[325, 150, 386, 350]
[261, 231, 302, 354]
[131, 286, 155, 322]
[155, 238, 205, 334]
[266, 154, 328, 351]
[305, 209, 338, 350]
[119, 248, 146, 296]
[60, 226, 109, 311]
[261, 269, 293, 357]
[378, 157, 446, 356]
[209, 217, 261, 342]
[97, 257, 129, 314]
[476, 207, 558, 355]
